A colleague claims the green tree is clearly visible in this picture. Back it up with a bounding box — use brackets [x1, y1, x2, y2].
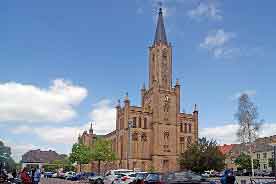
[91, 139, 116, 175]
[0, 141, 16, 172]
[234, 153, 259, 170]
[179, 137, 225, 173]
[69, 143, 91, 172]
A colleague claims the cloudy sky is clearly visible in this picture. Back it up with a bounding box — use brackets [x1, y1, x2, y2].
[0, 0, 276, 161]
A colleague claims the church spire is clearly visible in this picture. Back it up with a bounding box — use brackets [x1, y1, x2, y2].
[154, 8, 167, 45]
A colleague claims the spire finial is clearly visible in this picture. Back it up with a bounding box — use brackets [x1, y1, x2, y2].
[194, 104, 198, 112]
[124, 92, 129, 101]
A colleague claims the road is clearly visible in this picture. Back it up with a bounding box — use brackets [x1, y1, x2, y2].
[41, 178, 90, 184]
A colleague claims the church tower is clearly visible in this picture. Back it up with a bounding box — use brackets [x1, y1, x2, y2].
[149, 8, 172, 90]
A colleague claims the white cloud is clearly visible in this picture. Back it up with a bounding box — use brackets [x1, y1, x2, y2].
[188, 1, 222, 21]
[11, 99, 116, 144]
[89, 99, 116, 134]
[200, 29, 237, 58]
[200, 124, 239, 144]
[200, 123, 276, 145]
[0, 79, 87, 123]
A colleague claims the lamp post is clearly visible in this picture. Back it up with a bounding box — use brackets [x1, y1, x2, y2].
[127, 121, 133, 169]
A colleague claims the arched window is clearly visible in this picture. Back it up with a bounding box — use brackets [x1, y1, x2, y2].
[133, 117, 137, 128]
[144, 118, 147, 129]
[139, 117, 142, 128]
[189, 124, 192, 133]
[184, 123, 187, 133]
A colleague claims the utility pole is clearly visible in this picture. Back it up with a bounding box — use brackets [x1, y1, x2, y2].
[127, 121, 133, 169]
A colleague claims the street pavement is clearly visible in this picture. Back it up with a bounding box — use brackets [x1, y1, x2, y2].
[41, 178, 90, 184]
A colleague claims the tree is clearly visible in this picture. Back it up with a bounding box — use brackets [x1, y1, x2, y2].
[0, 141, 16, 172]
[91, 139, 116, 175]
[235, 93, 262, 176]
[69, 143, 91, 172]
[179, 137, 225, 173]
[234, 153, 259, 170]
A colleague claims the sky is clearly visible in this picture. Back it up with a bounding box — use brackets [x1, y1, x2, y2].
[0, 0, 276, 161]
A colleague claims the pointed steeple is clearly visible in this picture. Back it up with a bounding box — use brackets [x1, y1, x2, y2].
[154, 8, 167, 45]
[89, 122, 93, 134]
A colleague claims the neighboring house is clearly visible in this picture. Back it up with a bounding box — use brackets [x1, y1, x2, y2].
[218, 144, 250, 171]
[219, 144, 239, 170]
[21, 149, 67, 169]
[252, 144, 274, 172]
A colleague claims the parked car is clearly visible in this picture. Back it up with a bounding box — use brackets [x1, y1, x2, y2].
[44, 172, 54, 178]
[144, 173, 163, 184]
[89, 175, 104, 184]
[163, 171, 209, 184]
[103, 169, 133, 184]
[130, 172, 149, 184]
[65, 171, 76, 179]
[119, 172, 137, 184]
[68, 172, 95, 181]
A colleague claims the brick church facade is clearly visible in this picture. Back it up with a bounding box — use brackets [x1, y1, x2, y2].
[79, 8, 199, 172]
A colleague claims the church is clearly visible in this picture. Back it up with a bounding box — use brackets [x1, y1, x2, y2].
[79, 8, 199, 172]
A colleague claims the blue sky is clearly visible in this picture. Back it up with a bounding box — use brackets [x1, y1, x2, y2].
[0, 0, 275, 161]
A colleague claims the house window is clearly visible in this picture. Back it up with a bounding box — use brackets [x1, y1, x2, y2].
[144, 118, 147, 129]
[263, 153, 267, 159]
[184, 123, 187, 133]
[133, 117, 137, 128]
[257, 153, 260, 159]
[180, 123, 183, 132]
[139, 117, 142, 128]
[163, 160, 169, 170]
[187, 136, 192, 145]
[264, 164, 267, 169]
[180, 137, 185, 153]
[189, 124, 192, 133]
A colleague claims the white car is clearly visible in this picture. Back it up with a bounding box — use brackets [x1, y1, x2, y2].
[119, 172, 137, 184]
[103, 169, 133, 184]
[65, 171, 76, 179]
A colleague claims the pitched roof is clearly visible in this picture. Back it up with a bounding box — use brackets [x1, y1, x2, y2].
[154, 8, 167, 45]
[218, 144, 237, 155]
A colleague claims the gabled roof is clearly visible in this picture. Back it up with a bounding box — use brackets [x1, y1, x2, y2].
[218, 144, 237, 155]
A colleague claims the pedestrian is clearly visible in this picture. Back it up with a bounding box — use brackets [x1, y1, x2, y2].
[33, 167, 41, 184]
[226, 169, 236, 184]
[31, 167, 36, 184]
[20, 167, 32, 184]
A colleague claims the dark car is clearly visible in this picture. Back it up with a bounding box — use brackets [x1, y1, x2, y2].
[67, 172, 95, 181]
[44, 171, 54, 178]
[130, 172, 149, 184]
[144, 173, 163, 184]
[162, 171, 209, 184]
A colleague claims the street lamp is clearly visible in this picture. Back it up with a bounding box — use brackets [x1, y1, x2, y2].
[127, 121, 133, 169]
